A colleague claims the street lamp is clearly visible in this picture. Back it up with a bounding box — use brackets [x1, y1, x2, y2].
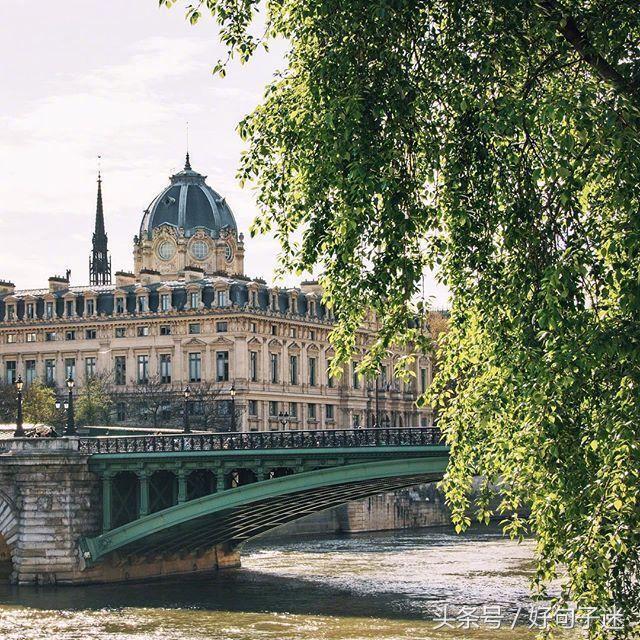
[278, 411, 289, 430]
[63, 376, 77, 436]
[13, 376, 25, 438]
[230, 384, 236, 432]
[183, 386, 191, 434]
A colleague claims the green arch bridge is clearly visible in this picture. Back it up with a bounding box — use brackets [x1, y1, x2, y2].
[79, 427, 448, 566]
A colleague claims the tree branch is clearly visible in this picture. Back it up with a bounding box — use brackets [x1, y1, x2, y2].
[536, 0, 640, 109]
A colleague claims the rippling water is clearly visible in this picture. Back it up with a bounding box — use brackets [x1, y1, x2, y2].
[0, 526, 575, 639]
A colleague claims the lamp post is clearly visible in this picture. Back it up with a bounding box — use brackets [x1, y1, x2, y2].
[230, 384, 236, 432]
[375, 376, 380, 428]
[183, 386, 191, 434]
[63, 376, 77, 436]
[14, 376, 25, 438]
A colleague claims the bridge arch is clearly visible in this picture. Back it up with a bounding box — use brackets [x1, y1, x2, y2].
[81, 455, 447, 564]
[226, 468, 257, 489]
[0, 489, 19, 580]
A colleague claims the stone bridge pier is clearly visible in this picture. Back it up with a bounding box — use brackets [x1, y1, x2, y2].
[0, 439, 238, 585]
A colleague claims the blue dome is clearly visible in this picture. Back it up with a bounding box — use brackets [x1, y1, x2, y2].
[139, 154, 237, 238]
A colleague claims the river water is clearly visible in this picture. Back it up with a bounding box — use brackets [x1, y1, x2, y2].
[0, 526, 576, 639]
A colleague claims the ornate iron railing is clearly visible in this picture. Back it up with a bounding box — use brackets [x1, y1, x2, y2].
[78, 427, 443, 455]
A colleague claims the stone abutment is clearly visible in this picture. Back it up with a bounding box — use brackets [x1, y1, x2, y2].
[0, 439, 238, 585]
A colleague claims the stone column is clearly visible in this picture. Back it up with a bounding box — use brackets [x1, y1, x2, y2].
[234, 336, 248, 381]
[97, 340, 111, 378]
[300, 345, 308, 388]
[149, 345, 158, 378]
[55, 351, 64, 387]
[204, 344, 213, 383]
[126, 347, 135, 386]
[261, 342, 269, 385]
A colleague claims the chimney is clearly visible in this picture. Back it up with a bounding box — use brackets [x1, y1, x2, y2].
[115, 271, 137, 287]
[139, 269, 162, 285]
[0, 280, 15, 295]
[300, 280, 323, 296]
[48, 275, 69, 293]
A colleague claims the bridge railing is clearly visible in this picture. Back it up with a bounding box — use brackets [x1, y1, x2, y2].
[78, 427, 443, 454]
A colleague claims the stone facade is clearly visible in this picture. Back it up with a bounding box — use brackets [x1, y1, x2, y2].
[0, 157, 433, 432]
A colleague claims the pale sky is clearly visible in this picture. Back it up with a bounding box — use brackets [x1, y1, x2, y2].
[0, 0, 449, 306]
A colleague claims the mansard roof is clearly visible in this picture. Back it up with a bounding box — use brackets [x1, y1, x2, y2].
[0, 277, 328, 323]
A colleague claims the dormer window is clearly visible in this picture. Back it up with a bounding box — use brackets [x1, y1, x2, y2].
[65, 300, 74, 317]
[271, 294, 278, 311]
[309, 301, 316, 317]
[26, 303, 35, 319]
[137, 296, 148, 313]
[160, 293, 171, 312]
[45, 302, 54, 319]
[115, 297, 125, 314]
[251, 290, 257, 307]
[190, 291, 200, 309]
[6, 305, 14, 321]
[86, 299, 95, 315]
[216, 290, 227, 307]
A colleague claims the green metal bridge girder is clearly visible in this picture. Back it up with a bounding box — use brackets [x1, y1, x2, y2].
[87, 445, 445, 475]
[80, 454, 449, 563]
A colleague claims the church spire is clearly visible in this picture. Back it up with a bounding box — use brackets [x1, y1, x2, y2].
[94, 172, 106, 237]
[89, 168, 112, 286]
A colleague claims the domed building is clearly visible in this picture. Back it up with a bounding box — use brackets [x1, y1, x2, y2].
[134, 154, 245, 279]
[0, 156, 433, 433]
